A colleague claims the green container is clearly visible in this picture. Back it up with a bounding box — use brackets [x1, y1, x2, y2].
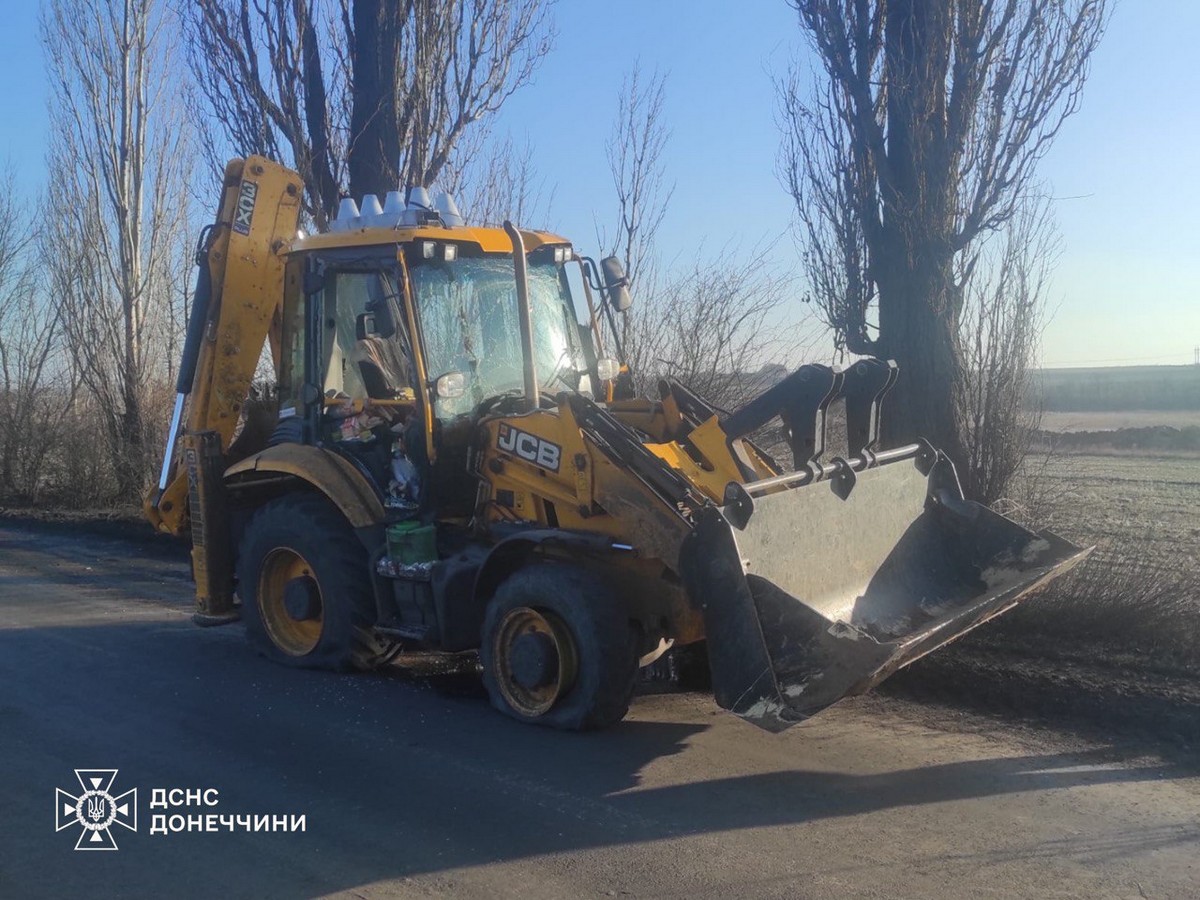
[386, 521, 437, 564]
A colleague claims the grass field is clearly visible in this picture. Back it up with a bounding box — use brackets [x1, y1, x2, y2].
[1018, 396, 1197, 565]
[1007, 440, 1200, 655]
[1035, 453, 1200, 553]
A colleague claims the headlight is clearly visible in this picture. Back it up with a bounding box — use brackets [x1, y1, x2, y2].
[434, 371, 466, 399]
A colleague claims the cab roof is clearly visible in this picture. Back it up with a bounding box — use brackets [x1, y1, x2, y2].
[288, 224, 571, 255]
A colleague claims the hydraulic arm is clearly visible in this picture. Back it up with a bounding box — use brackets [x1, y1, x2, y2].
[145, 157, 303, 619]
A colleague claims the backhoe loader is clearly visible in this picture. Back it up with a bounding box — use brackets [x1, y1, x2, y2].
[145, 156, 1089, 731]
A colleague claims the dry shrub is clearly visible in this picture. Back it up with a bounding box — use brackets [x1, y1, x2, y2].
[44, 395, 121, 505]
[0, 173, 73, 505]
[0, 378, 180, 509]
[989, 438, 1074, 527]
[1033, 426, 1200, 456]
[992, 533, 1200, 669]
[986, 444, 1200, 667]
[956, 198, 1057, 506]
[625, 247, 818, 412]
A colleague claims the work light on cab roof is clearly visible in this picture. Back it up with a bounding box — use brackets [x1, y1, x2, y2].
[329, 185, 465, 232]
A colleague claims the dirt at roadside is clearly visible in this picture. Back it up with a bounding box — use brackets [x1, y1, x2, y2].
[885, 631, 1200, 754]
[0, 506, 180, 549]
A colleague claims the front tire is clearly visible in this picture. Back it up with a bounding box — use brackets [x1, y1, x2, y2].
[237, 494, 384, 671]
[481, 563, 638, 730]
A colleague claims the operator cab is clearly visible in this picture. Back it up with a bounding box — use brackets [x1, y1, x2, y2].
[278, 217, 619, 522]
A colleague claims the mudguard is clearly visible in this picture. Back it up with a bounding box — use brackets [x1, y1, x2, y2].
[224, 443, 385, 528]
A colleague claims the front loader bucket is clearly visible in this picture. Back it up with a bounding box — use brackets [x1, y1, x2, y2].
[679, 447, 1090, 732]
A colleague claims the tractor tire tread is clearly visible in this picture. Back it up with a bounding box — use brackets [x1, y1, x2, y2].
[481, 562, 638, 731]
[237, 493, 384, 671]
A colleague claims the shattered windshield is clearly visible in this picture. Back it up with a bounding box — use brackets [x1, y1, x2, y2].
[411, 257, 583, 418]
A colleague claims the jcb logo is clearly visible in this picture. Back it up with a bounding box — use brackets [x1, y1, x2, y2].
[233, 180, 258, 235]
[497, 424, 561, 472]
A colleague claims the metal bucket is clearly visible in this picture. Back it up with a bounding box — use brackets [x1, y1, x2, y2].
[679, 447, 1090, 732]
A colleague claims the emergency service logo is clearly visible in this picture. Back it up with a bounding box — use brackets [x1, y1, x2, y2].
[55, 769, 137, 850]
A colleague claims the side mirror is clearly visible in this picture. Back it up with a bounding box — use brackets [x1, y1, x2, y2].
[355, 312, 378, 341]
[433, 371, 466, 400]
[600, 256, 633, 312]
[596, 357, 620, 382]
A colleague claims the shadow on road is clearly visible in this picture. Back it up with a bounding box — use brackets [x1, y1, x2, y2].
[1, 606, 1194, 897]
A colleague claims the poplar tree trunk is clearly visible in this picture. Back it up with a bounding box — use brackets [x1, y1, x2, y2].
[348, 0, 403, 201]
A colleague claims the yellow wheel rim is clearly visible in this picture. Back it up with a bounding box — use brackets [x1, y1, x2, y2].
[258, 547, 324, 656]
[493, 607, 577, 717]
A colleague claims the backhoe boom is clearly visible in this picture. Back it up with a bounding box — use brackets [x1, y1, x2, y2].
[145, 157, 303, 618]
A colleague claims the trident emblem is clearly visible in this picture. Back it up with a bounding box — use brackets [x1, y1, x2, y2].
[55, 770, 137, 850]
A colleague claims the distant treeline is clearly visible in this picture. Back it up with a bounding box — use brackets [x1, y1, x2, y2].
[1029, 365, 1200, 411]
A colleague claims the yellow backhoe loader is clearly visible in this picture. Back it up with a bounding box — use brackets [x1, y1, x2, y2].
[145, 157, 1088, 731]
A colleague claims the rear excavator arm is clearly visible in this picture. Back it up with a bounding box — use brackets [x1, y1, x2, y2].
[144, 157, 304, 620]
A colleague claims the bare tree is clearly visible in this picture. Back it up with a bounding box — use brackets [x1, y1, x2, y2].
[455, 133, 556, 227]
[595, 64, 676, 361]
[42, 0, 195, 497]
[187, 0, 555, 228]
[0, 177, 73, 503]
[599, 65, 674, 294]
[627, 248, 798, 411]
[958, 196, 1057, 505]
[600, 65, 814, 408]
[779, 0, 1108, 463]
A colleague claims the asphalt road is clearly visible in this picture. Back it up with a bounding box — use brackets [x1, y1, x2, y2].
[1, 521, 1197, 899]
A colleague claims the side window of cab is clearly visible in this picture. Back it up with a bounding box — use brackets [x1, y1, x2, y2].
[321, 270, 414, 402]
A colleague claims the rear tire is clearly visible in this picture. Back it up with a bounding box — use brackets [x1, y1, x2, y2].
[481, 563, 638, 730]
[238, 493, 384, 671]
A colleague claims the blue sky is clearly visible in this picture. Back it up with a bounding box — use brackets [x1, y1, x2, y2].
[3, 0, 1197, 368]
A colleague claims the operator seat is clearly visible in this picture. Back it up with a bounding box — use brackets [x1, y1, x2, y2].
[356, 336, 413, 400]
